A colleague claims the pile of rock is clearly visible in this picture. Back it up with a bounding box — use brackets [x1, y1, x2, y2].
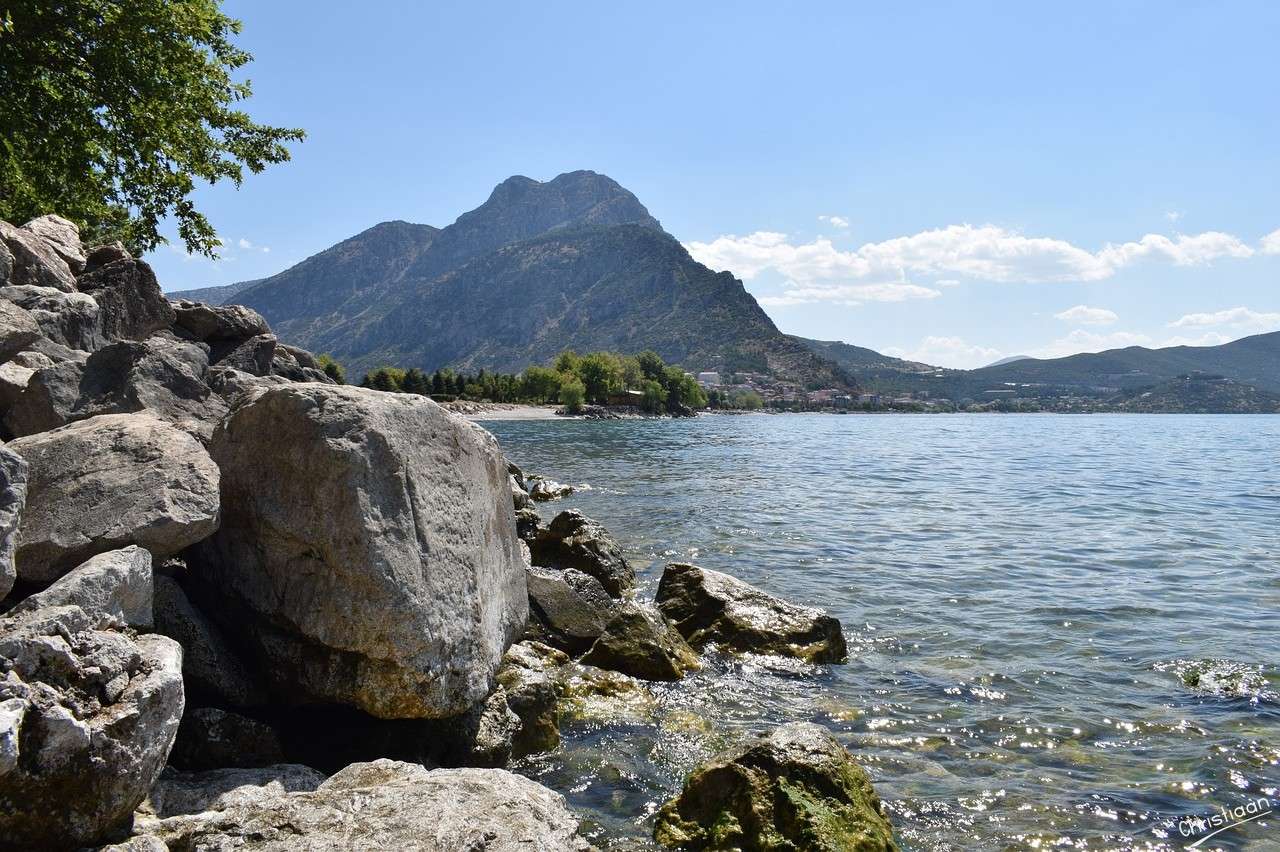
[0, 216, 578, 850]
[0, 214, 893, 850]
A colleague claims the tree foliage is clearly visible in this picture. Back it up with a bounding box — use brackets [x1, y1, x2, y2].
[0, 1, 304, 255]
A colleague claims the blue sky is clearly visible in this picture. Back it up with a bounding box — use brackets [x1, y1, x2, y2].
[148, 1, 1280, 368]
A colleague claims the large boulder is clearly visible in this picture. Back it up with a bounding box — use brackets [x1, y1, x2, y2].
[4, 336, 228, 441]
[0, 605, 185, 850]
[22, 214, 86, 273]
[169, 299, 269, 342]
[530, 510, 635, 598]
[0, 447, 27, 599]
[8, 545, 153, 628]
[75, 258, 175, 342]
[653, 722, 897, 851]
[525, 565, 619, 653]
[0, 284, 104, 350]
[131, 759, 591, 851]
[656, 563, 848, 663]
[187, 384, 526, 719]
[0, 220, 76, 292]
[8, 413, 221, 584]
[0, 300, 40, 364]
[579, 603, 701, 682]
[152, 575, 267, 708]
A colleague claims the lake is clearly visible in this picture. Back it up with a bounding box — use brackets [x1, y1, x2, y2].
[481, 413, 1280, 850]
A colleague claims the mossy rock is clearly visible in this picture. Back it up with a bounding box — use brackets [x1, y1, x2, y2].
[654, 723, 897, 851]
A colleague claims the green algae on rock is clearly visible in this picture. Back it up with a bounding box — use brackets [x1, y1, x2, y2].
[653, 722, 896, 851]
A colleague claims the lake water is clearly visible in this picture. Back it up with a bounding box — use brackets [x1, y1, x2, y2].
[480, 413, 1280, 851]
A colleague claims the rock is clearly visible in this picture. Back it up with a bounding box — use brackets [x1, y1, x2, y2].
[0, 284, 104, 350]
[25, 333, 91, 365]
[188, 384, 526, 719]
[653, 722, 897, 851]
[0, 219, 76, 292]
[580, 603, 701, 681]
[9, 413, 221, 584]
[510, 473, 531, 510]
[76, 258, 176, 342]
[496, 642, 562, 758]
[530, 509, 635, 598]
[8, 349, 53, 370]
[4, 336, 228, 441]
[84, 242, 131, 273]
[22, 214, 86, 273]
[0, 359, 36, 427]
[0, 605, 185, 850]
[525, 565, 619, 654]
[152, 574, 266, 708]
[656, 563, 848, 663]
[204, 364, 290, 398]
[269, 344, 333, 383]
[0, 448, 27, 600]
[528, 474, 574, 501]
[0, 300, 40, 364]
[139, 763, 327, 821]
[169, 707, 285, 771]
[133, 759, 592, 851]
[211, 332, 276, 376]
[515, 505, 542, 543]
[169, 299, 269, 342]
[8, 545, 153, 628]
[430, 686, 521, 768]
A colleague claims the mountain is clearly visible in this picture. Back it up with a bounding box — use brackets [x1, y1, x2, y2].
[965, 332, 1280, 394]
[985, 355, 1031, 368]
[168, 278, 262, 304]
[180, 171, 847, 385]
[812, 330, 1280, 410]
[789, 336, 935, 372]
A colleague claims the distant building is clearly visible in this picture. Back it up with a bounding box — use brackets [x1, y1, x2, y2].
[697, 371, 721, 386]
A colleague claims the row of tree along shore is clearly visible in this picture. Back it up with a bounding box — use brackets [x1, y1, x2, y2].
[356, 349, 771, 415]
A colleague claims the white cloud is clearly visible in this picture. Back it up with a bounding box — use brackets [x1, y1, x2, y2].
[1168, 306, 1280, 331]
[935, 278, 961, 287]
[818, 215, 850, 229]
[883, 336, 1002, 370]
[757, 278, 940, 308]
[1261, 229, 1280, 255]
[238, 238, 254, 249]
[1054, 305, 1118, 325]
[1165, 210, 1183, 222]
[685, 224, 1255, 288]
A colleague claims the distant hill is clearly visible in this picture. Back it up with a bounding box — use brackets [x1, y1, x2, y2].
[185, 171, 847, 385]
[985, 355, 1032, 368]
[813, 330, 1280, 411]
[789, 336, 935, 372]
[169, 278, 262, 304]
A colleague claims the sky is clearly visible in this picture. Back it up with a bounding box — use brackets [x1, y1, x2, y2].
[147, 1, 1280, 369]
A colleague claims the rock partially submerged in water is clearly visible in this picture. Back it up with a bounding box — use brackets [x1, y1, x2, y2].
[528, 474, 575, 501]
[132, 758, 593, 851]
[525, 565, 620, 653]
[531, 509, 635, 597]
[580, 603, 701, 682]
[653, 722, 896, 851]
[656, 563, 847, 663]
